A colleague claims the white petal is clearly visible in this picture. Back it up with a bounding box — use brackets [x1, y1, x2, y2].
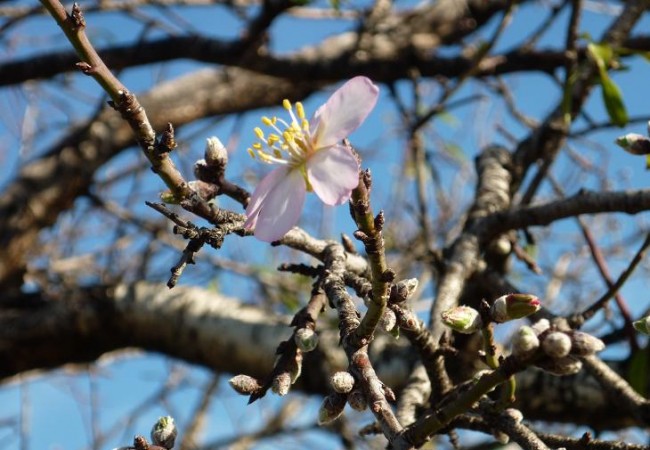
[252, 168, 307, 242]
[312, 77, 379, 148]
[307, 144, 359, 205]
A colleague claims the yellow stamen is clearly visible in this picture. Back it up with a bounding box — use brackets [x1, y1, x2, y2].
[262, 116, 274, 127]
[282, 99, 291, 111]
[247, 148, 256, 159]
[296, 102, 305, 120]
[252, 142, 263, 150]
[254, 127, 265, 140]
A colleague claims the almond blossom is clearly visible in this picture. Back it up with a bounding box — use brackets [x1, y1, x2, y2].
[244, 76, 379, 242]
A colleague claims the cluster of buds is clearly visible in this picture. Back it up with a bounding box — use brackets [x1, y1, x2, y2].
[318, 370, 379, 424]
[511, 319, 605, 376]
[112, 416, 177, 450]
[441, 293, 540, 334]
[633, 315, 650, 335]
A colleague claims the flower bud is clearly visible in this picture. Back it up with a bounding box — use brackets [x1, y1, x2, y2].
[511, 326, 540, 356]
[294, 328, 319, 352]
[151, 416, 177, 450]
[272, 372, 291, 396]
[318, 393, 347, 425]
[569, 331, 605, 356]
[541, 332, 572, 358]
[391, 278, 419, 303]
[491, 294, 541, 323]
[330, 371, 355, 394]
[229, 374, 262, 395]
[347, 388, 367, 411]
[441, 306, 482, 334]
[615, 133, 650, 155]
[536, 355, 582, 376]
[205, 136, 228, 166]
[531, 318, 551, 335]
[379, 308, 397, 332]
[633, 315, 650, 335]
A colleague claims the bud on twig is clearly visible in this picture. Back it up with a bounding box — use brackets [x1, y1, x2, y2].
[615, 133, 650, 155]
[536, 355, 583, 376]
[569, 331, 605, 356]
[272, 372, 292, 396]
[441, 306, 483, 334]
[229, 374, 262, 395]
[541, 332, 572, 358]
[318, 393, 347, 425]
[294, 328, 319, 352]
[490, 294, 541, 323]
[379, 308, 397, 332]
[633, 315, 650, 335]
[348, 388, 368, 411]
[330, 371, 355, 394]
[151, 416, 177, 450]
[205, 136, 228, 166]
[511, 325, 540, 356]
[531, 318, 550, 335]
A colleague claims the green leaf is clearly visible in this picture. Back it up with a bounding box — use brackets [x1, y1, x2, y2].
[587, 42, 614, 69]
[627, 346, 649, 396]
[599, 72, 628, 127]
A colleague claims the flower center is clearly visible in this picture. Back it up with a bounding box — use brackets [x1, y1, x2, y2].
[247, 99, 313, 168]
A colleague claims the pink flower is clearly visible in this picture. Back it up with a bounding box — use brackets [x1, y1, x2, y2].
[244, 76, 379, 242]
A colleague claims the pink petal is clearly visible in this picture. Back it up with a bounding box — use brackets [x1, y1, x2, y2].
[312, 76, 379, 148]
[246, 167, 307, 242]
[244, 167, 289, 231]
[307, 144, 359, 205]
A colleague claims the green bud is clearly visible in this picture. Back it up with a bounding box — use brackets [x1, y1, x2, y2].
[151, 416, 177, 450]
[441, 306, 482, 334]
[633, 316, 650, 335]
[294, 328, 319, 352]
[615, 133, 650, 155]
[491, 294, 541, 323]
[159, 190, 180, 204]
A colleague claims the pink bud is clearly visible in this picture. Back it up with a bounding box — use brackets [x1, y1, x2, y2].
[491, 294, 541, 323]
